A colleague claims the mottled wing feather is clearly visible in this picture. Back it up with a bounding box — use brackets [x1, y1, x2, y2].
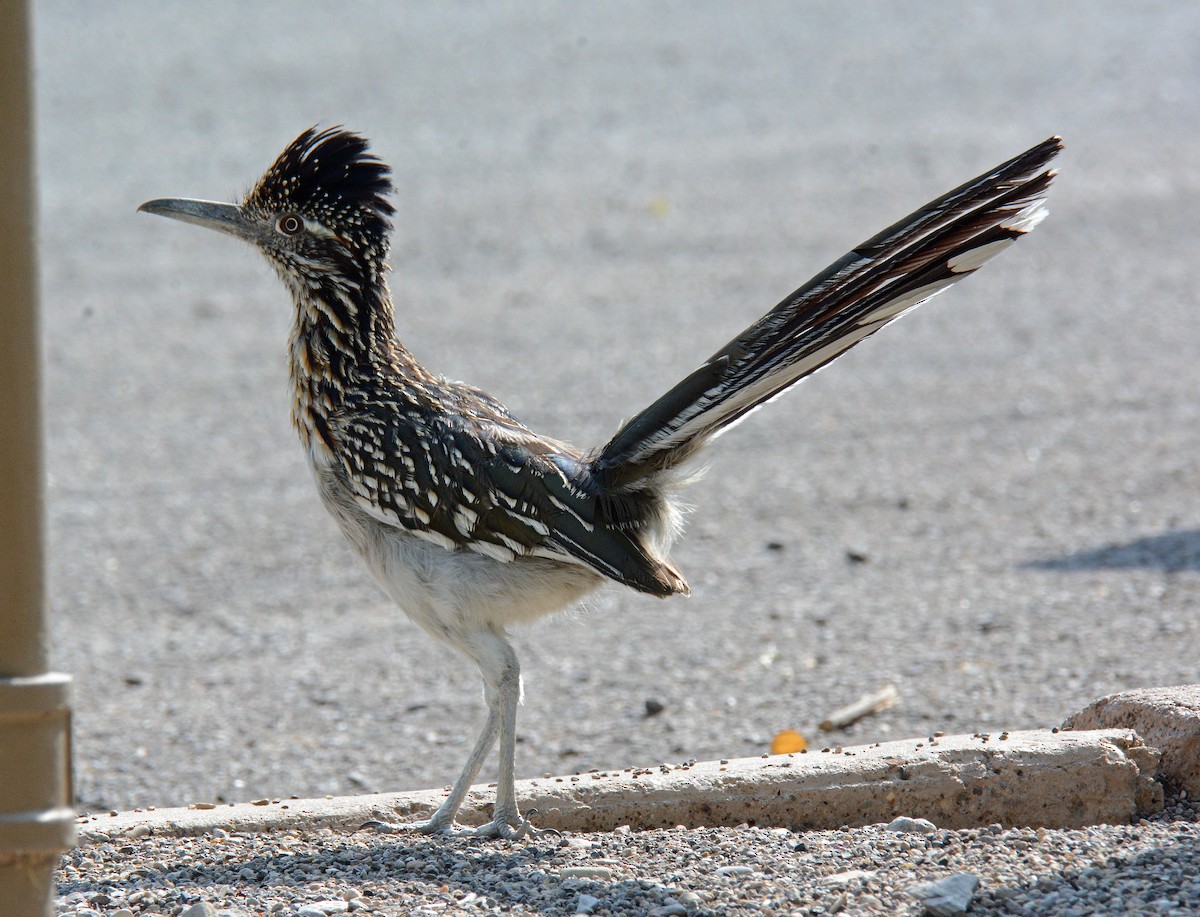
[331, 385, 679, 596]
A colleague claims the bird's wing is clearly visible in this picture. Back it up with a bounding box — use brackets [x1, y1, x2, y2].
[329, 387, 683, 596]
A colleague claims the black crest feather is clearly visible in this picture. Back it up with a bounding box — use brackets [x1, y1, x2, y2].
[245, 126, 394, 235]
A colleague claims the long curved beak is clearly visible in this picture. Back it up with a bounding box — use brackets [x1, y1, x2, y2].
[138, 198, 255, 240]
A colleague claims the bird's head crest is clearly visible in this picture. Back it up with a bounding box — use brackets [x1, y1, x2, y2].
[244, 126, 395, 247]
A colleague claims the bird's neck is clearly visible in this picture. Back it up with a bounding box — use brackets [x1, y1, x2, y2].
[285, 275, 426, 465]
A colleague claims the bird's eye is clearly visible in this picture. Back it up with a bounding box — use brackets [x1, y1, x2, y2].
[276, 213, 304, 236]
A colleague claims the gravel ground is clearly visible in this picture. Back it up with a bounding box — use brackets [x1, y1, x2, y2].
[59, 794, 1200, 916]
[34, 1, 1200, 912]
[40, 0, 1200, 816]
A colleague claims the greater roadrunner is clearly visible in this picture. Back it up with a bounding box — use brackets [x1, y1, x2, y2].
[140, 128, 1060, 838]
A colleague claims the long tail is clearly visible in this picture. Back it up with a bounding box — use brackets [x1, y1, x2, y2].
[592, 136, 1062, 490]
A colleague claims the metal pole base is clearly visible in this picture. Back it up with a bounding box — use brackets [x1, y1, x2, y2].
[0, 673, 75, 917]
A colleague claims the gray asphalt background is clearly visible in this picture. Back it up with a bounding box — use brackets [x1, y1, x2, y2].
[35, 2, 1199, 813]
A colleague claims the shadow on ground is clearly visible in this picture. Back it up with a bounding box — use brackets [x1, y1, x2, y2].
[56, 801, 1200, 914]
[1025, 529, 1200, 574]
[973, 829, 1200, 912]
[57, 832, 696, 915]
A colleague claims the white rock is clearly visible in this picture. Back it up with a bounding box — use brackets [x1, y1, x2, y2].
[181, 903, 217, 917]
[909, 873, 980, 916]
[886, 816, 937, 834]
[297, 902, 350, 916]
[823, 869, 876, 886]
[574, 892, 601, 914]
[559, 866, 613, 879]
[650, 905, 687, 917]
[714, 865, 754, 877]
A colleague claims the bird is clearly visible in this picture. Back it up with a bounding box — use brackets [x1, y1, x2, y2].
[140, 128, 1061, 839]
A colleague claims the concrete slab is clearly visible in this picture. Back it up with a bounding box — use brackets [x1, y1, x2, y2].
[1063, 685, 1200, 795]
[78, 727, 1161, 842]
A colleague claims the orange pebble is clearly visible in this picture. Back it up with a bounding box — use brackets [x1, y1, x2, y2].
[770, 729, 808, 754]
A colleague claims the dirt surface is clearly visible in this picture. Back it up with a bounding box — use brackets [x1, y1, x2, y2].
[60, 795, 1200, 915]
[37, 1, 1200, 822]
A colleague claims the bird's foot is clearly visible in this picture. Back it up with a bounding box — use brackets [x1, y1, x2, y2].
[358, 818, 410, 834]
[464, 807, 556, 841]
[360, 808, 556, 841]
[359, 816, 456, 835]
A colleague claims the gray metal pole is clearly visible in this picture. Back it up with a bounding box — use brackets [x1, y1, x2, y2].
[0, 1, 77, 913]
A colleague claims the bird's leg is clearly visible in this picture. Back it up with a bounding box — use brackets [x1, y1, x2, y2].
[365, 628, 539, 839]
[491, 661, 521, 827]
[415, 695, 502, 834]
[457, 629, 549, 840]
[465, 636, 537, 839]
[362, 694, 500, 836]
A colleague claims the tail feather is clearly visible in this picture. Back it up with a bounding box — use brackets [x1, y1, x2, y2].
[593, 137, 1062, 488]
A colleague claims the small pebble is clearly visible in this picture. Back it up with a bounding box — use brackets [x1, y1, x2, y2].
[886, 816, 938, 834]
[574, 892, 601, 914]
[823, 869, 876, 886]
[181, 904, 217, 917]
[297, 902, 350, 916]
[650, 904, 687, 917]
[714, 865, 754, 877]
[559, 866, 613, 880]
[909, 872, 980, 916]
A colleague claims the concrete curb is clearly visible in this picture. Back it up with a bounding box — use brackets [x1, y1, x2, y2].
[1063, 684, 1200, 795]
[79, 727, 1161, 843]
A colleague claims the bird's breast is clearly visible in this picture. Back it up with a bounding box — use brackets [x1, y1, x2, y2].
[289, 334, 339, 467]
